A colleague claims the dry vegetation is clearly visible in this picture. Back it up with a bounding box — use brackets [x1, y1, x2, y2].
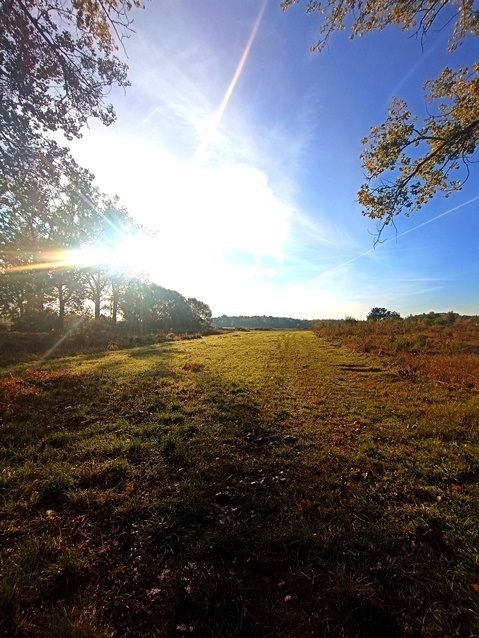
[314, 316, 479, 392]
[0, 331, 478, 637]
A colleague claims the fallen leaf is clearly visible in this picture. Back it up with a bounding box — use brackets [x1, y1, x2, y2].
[451, 484, 463, 492]
[415, 522, 447, 551]
[472, 583, 479, 593]
[176, 624, 194, 633]
[215, 491, 231, 506]
[297, 498, 312, 512]
[124, 483, 135, 495]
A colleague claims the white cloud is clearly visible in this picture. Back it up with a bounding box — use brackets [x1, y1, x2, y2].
[71, 4, 439, 319]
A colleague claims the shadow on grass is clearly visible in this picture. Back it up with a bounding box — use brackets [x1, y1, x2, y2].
[127, 343, 175, 359]
[104, 371, 403, 638]
[1, 353, 477, 637]
[0, 344, 176, 464]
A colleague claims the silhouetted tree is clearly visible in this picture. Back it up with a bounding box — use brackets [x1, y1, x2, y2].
[367, 307, 401, 321]
[0, 0, 142, 203]
[0, 0, 143, 323]
[187, 298, 212, 326]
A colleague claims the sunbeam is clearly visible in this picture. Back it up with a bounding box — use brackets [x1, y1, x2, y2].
[194, 0, 267, 161]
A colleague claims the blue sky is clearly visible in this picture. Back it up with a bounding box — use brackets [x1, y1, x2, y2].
[71, 0, 479, 318]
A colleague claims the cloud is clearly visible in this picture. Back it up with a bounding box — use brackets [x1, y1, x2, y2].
[71, 3, 429, 318]
[123, 3, 318, 191]
[69, 5, 325, 269]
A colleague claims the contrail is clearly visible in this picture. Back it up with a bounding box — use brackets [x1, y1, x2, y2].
[317, 194, 479, 280]
[195, 0, 267, 161]
[385, 29, 448, 105]
[389, 194, 479, 241]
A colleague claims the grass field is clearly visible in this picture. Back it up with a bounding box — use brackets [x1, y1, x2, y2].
[1, 330, 478, 637]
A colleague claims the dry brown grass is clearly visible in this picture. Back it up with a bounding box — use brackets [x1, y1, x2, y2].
[0, 369, 88, 418]
[314, 317, 479, 391]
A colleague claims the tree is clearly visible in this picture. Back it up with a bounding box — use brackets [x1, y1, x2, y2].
[281, 1, 479, 238]
[0, 0, 141, 179]
[367, 307, 401, 321]
[118, 281, 211, 333]
[118, 277, 148, 329]
[109, 272, 124, 327]
[0, 161, 99, 277]
[0, 0, 142, 268]
[83, 201, 138, 322]
[47, 269, 85, 329]
[146, 286, 201, 332]
[187, 298, 212, 326]
[84, 269, 110, 321]
[0, 272, 33, 319]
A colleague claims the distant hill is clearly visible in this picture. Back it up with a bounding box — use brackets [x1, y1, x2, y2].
[212, 315, 315, 330]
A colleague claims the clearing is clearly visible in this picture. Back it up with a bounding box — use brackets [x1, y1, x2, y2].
[1, 331, 478, 637]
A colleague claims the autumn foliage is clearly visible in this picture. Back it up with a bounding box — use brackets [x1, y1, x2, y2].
[282, 0, 479, 235]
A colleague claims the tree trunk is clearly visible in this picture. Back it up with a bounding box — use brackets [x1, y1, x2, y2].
[112, 282, 119, 327]
[58, 283, 65, 330]
[88, 272, 102, 320]
[95, 295, 101, 321]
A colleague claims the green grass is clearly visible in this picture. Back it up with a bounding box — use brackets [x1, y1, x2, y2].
[0, 331, 478, 637]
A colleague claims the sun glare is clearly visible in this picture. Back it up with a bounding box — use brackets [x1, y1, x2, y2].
[69, 235, 159, 276]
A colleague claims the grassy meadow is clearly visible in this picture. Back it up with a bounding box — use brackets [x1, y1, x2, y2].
[1, 330, 479, 637]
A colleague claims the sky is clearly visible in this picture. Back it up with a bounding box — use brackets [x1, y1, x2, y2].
[70, 0, 479, 319]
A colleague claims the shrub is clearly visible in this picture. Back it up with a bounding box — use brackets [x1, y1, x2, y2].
[13, 310, 59, 332]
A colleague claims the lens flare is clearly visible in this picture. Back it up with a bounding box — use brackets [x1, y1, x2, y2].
[195, 0, 267, 162]
[4, 235, 159, 277]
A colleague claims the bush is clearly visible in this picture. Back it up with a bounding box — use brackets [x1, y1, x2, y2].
[13, 310, 58, 332]
[367, 307, 401, 321]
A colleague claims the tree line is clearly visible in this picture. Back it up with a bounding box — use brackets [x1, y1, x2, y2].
[212, 316, 315, 330]
[0, 168, 212, 333]
[1, 271, 213, 334]
[0, 1, 212, 334]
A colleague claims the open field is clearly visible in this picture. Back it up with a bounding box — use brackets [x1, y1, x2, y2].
[1, 330, 479, 637]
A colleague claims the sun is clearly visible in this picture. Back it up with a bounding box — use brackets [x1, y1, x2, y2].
[69, 234, 160, 277]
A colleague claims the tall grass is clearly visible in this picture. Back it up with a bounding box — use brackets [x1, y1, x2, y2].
[314, 316, 479, 391]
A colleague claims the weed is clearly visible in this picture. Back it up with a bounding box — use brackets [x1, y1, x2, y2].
[127, 438, 148, 462]
[46, 608, 102, 638]
[315, 317, 479, 390]
[40, 467, 75, 504]
[0, 576, 16, 631]
[48, 432, 72, 449]
[160, 433, 190, 466]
